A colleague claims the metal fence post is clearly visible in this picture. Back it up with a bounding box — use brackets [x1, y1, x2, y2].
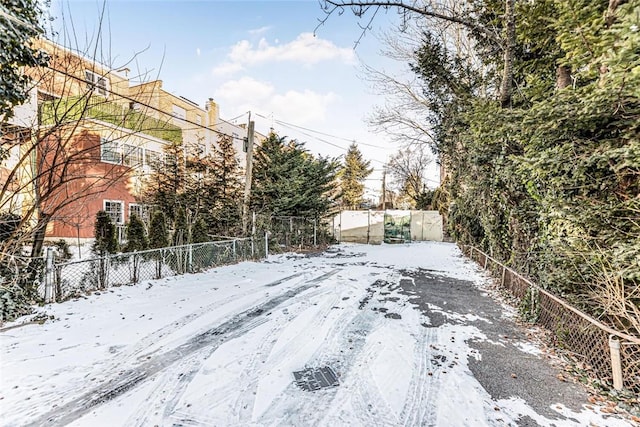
[609, 335, 624, 390]
[313, 219, 317, 246]
[233, 239, 237, 260]
[188, 244, 193, 273]
[252, 211, 256, 236]
[265, 231, 269, 258]
[44, 248, 54, 303]
[251, 235, 255, 258]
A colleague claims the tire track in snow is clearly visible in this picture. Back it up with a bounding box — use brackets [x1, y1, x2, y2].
[400, 327, 439, 426]
[24, 269, 340, 427]
[112, 271, 309, 366]
[256, 269, 400, 426]
[6, 272, 311, 426]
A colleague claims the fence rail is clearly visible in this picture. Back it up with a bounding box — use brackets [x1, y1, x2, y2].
[461, 245, 640, 393]
[43, 236, 265, 302]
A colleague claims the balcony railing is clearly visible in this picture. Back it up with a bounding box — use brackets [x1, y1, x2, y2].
[39, 95, 183, 144]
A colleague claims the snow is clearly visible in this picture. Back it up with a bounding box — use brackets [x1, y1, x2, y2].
[0, 242, 632, 426]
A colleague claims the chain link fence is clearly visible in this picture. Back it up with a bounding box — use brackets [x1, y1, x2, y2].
[462, 245, 640, 393]
[45, 236, 265, 302]
[255, 215, 333, 253]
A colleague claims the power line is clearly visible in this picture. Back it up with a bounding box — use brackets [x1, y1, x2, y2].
[273, 118, 392, 150]
[254, 112, 393, 150]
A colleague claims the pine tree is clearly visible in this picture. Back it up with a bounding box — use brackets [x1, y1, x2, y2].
[148, 210, 168, 279]
[144, 141, 185, 221]
[173, 206, 188, 246]
[339, 143, 373, 209]
[208, 134, 243, 235]
[148, 210, 169, 249]
[124, 213, 148, 252]
[191, 216, 208, 243]
[251, 133, 339, 217]
[92, 210, 118, 255]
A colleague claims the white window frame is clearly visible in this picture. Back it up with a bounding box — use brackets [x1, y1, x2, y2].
[85, 70, 110, 97]
[104, 200, 124, 225]
[128, 203, 149, 223]
[123, 144, 143, 167]
[144, 148, 162, 170]
[100, 138, 121, 164]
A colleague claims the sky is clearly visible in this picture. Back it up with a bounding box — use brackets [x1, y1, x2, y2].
[46, 0, 441, 198]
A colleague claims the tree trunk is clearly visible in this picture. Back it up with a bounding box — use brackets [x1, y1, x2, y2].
[499, 0, 516, 108]
[30, 213, 50, 258]
[556, 65, 572, 89]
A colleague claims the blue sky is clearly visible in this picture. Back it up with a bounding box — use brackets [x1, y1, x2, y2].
[48, 1, 437, 195]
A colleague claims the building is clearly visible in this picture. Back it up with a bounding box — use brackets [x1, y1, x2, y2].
[3, 38, 261, 245]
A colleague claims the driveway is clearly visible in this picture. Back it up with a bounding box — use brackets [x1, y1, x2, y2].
[0, 242, 632, 426]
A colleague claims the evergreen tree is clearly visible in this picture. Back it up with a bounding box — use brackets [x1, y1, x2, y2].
[191, 216, 208, 243]
[144, 141, 185, 221]
[173, 206, 188, 246]
[0, 0, 49, 121]
[92, 210, 118, 255]
[339, 143, 373, 209]
[148, 210, 169, 249]
[124, 213, 148, 252]
[208, 134, 243, 235]
[251, 133, 339, 217]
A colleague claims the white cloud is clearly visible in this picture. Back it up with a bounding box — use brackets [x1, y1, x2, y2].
[271, 89, 337, 124]
[212, 61, 245, 76]
[213, 77, 337, 125]
[215, 77, 275, 102]
[228, 33, 355, 66]
[196, 47, 201, 57]
[211, 33, 355, 77]
[248, 25, 271, 36]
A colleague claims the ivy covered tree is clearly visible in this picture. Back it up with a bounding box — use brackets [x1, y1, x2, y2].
[0, 0, 49, 122]
[251, 133, 339, 217]
[339, 143, 373, 209]
[401, 0, 639, 333]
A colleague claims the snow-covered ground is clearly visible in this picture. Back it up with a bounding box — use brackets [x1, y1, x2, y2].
[0, 242, 632, 426]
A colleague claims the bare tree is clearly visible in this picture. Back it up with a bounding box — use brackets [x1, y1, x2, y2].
[0, 4, 172, 294]
[318, 0, 515, 106]
[386, 143, 434, 208]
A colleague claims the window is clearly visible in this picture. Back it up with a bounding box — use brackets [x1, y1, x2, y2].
[129, 203, 149, 222]
[100, 138, 121, 164]
[195, 115, 202, 126]
[145, 149, 161, 170]
[104, 200, 124, 224]
[172, 105, 186, 122]
[85, 70, 109, 97]
[165, 153, 177, 168]
[123, 144, 143, 167]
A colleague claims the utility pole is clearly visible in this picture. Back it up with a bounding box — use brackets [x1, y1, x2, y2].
[381, 168, 386, 210]
[242, 113, 255, 235]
